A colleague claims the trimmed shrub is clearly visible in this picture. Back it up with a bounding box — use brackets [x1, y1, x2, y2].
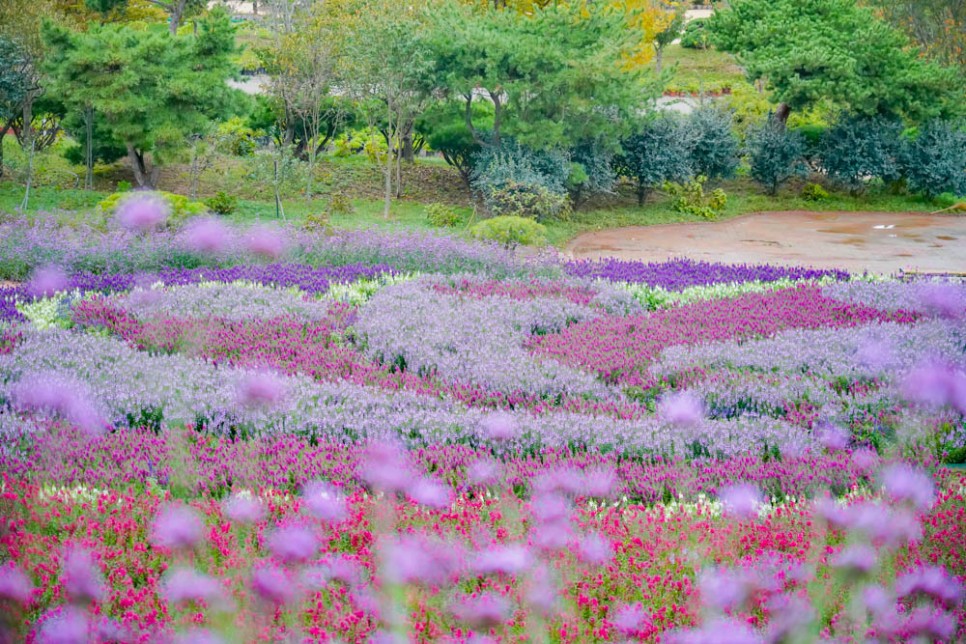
[614, 115, 694, 205]
[663, 176, 727, 220]
[900, 120, 966, 199]
[800, 183, 830, 201]
[469, 215, 548, 248]
[471, 140, 571, 220]
[425, 203, 461, 228]
[205, 191, 238, 216]
[747, 119, 807, 195]
[567, 139, 616, 209]
[687, 106, 740, 181]
[819, 116, 902, 194]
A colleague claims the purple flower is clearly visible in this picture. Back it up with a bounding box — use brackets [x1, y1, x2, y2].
[611, 602, 650, 637]
[480, 412, 518, 441]
[901, 359, 966, 413]
[172, 628, 226, 644]
[408, 477, 452, 509]
[302, 481, 347, 524]
[36, 606, 89, 644]
[26, 265, 68, 298]
[116, 194, 169, 232]
[11, 372, 104, 435]
[467, 460, 500, 486]
[657, 391, 704, 428]
[895, 566, 964, 608]
[830, 544, 877, 576]
[817, 423, 849, 451]
[902, 606, 956, 641]
[881, 463, 935, 512]
[245, 225, 288, 260]
[718, 484, 763, 520]
[61, 547, 105, 605]
[917, 282, 965, 320]
[697, 567, 751, 612]
[222, 493, 266, 524]
[471, 545, 531, 576]
[384, 535, 463, 587]
[358, 441, 412, 493]
[236, 371, 285, 408]
[266, 524, 317, 565]
[183, 217, 232, 254]
[576, 532, 612, 566]
[664, 617, 763, 644]
[251, 562, 295, 606]
[450, 592, 510, 630]
[0, 563, 34, 604]
[150, 504, 204, 551]
[162, 568, 224, 606]
[525, 563, 557, 617]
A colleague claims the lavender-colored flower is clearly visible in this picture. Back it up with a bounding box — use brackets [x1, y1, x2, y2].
[171, 628, 226, 644]
[657, 391, 704, 428]
[236, 371, 286, 408]
[525, 563, 558, 617]
[611, 602, 650, 637]
[183, 217, 232, 254]
[384, 535, 463, 587]
[11, 371, 104, 435]
[450, 593, 510, 631]
[817, 423, 849, 451]
[36, 606, 89, 644]
[251, 562, 295, 606]
[901, 358, 966, 413]
[302, 481, 347, 524]
[116, 194, 169, 232]
[162, 568, 224, 606]
[846, 503, 922, 547]
[895, 566, 964, 608]
[902, 606, 957, 641]
[408, 477, 451, 509]
[830, 544, 877, 576]
[0, 563, 34, 604]
[467, 460, 500, 486]
[150, 504, 204, 551]
[664, 617, 764, 644]
[222, 493, 266, 524]
[471, 545, 531, 576]
[480, 412, 518, 441]
[358, 442, 412, 493]
[61, 547, 105, 605]
[881, 463, 935, 512]
[917, 282, 966, 320]
[266, 524, 317, 565]
[718, 484, 763, 520]
[696, 567, 752, 612]
[26, 265, 68, 298]
[245, 224, 288, 260]
[576, 532, 612, 566]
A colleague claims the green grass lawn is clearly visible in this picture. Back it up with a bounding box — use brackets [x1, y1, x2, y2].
[662, 43, 747, 94]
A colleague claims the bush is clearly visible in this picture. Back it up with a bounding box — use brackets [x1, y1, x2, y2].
[327, 193, 355, 216]
[800, 183, 830, 201]
[663, 176, 727, 220]
[425, 203, 461, 228]
[615, 115, 694, 205]
[747, 119, 807, 196]
[205, 191, 238, 216]
[302, 211, 332, 232]
[819, 116, 902, 195]
[900, 120, 966, 199]
[686, 106, 740, 181]
[488, 181, 571, 221]
[216, 117, 260, 157]
[470, 139, 571, 220]
[97, 191, 207, 228]
[469, 215, 548, 248]
[567, 139, 616, 209]
[680, 19, 711, 50]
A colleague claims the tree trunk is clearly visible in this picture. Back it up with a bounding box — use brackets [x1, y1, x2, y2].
[169, 0, 187, 35]
[127, 144, 153, 188]
[0, 122, 9, 179]
[253, 0, 258, 15]
[84, 107, 94, 190]
[383, 108, 392, 219]
[20, 100, 35, 210]
[401, 120, 415, 163]
[655, 47, 663, 74]
[637, 184, 647, 206]
[774, 103, 791, 127]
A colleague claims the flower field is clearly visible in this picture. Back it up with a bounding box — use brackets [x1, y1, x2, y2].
[0, 216, 964, 643]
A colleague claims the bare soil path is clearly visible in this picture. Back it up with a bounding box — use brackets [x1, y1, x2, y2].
[566, 211, 966, 274]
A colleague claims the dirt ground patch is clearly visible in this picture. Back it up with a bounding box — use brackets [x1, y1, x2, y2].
[566, 211, 966, 275]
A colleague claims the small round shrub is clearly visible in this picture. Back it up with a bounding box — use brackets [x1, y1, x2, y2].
[328, 193, 355, 216]
[680, 19, 711, 50]
[425, 203, 461, 228]
[488, 181, 571, 221]
[97, 191, 207, 228]
[469, 216, 548, 248]
[801, 183, 830, 202]
[205, 191, 238, 216]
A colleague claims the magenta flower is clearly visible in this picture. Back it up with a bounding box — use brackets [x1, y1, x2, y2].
[302, 481, 347, 524]
[26, 265, 68, 299]
[222, 493, 266, 524]
[480, 411, 518, 441]
[183, 217, 232, 254]
[267, 524, 317, 565]
[881, 463, 935, 512]
[116, 194, 169, 232]
[162, 568, 224, 606]
[61, 547, 105, 605]
[236, 371, 285, 408]
[657, 391, 704, 428]
[718, 483, 763, 520]
[0, 563, 34, 604]
[150, 504, 204, 551]
[251, 562, 296, 606]
[450, 592, 510, 631]
[245, 224, 288, 260]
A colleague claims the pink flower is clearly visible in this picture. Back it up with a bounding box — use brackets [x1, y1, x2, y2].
[150, 504, 204, 551]
[0, 563, 34, 604]
[245, 225, 288, 260]
[471, 545, 531, 576]
[467, 459, 500, 486]
[251, 563, 296, 606]
[881, 463, 935, 512]
[36, 606, 89, 644]
[267, 524, 317, 565]
[61, 547, 105, 605]
[718, 483, 762, 520]
[162, 568, 224, 606]
[26, 265, 68, 298]
[302, 481, 347, 524]
[222, 493, 266, 524]
[236, 371, 285, 408]
[183, 217, 232, 254]
[116, 194, 169, 232]
[450, 592, 510, 630]
[657, 391, 704, 428]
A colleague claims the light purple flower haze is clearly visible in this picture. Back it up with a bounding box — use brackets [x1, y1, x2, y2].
[236, 371, 286, 408]
[302, 481, 347, 524]
[0, 563, 34, 604]
[11, 371, 103, 435]
[222, 494, 266, 524]
[657, 391, 705, 428]
[267, 524, 317, 565]
[450, 592, 510, 630]
[480, 412, 518, 441]
[251, 563, 295, 606]
[467, 460, 500, 486]
[183, 218, 233, 254]
[26, 265, 68, 298]
[172, 628, 227, 644]
[881, 463, 935, 512]
[150, 504, 204, 551]
[719, 484, 763, 520]
[408, 477, 452, 509]
[245, 224, 288, 260]
[36, 606, 90, 644]
[162, 568, 224, 606]
[831, 544, 878, 576]
[61, 547, 105, 604]
[611, 602, 649, 637]
[115, 194, 169, 232]
[471, 545, 530, 576]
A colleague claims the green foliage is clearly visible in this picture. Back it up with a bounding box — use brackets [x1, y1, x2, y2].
[97, 190, 206, 227]
[416, 101, 491, 185]
[723, 83, 772, 137]
[0, 37, 28, 123]
[614, 115, 694, 205]
[470, 139, 571, 220]
[747, 119, 807, 195]
[301, 211, 331, 233]
[469, 215, 548, 248]
[663, 176, 727, 220]
[686, 106, 740, 181]
[819, 116, 903, 194]
[800, 183, 830, 202]
[900, 120, 966, 198]
[487, 181, 571, 221]
[327, 193, 355, 216]
[567, 139, 616, 208]
[425, 203, 461, 228]
[680, 19, 711, 50]
[205, 191, 237, 216]
[216, 117, 259, 157]
[710, 0, 964, 122]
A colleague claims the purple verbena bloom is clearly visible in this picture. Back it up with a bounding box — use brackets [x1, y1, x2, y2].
[0, 563, 34, 604]
[450, 592, 510, 631]
[266, 524, 317, 565]
[61, 547, 105, 605]
[222, 493, 266, 525]
[150, 504, 204, 551]
[881, 463, 935, 512]
[251, 562, 295, 606]
[719, 483, 763, 520]
[26, 265, 68, 298]
[657, 391, 704, 428]
[116, 194, 169, 232]
[302, 481, 347, 524]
